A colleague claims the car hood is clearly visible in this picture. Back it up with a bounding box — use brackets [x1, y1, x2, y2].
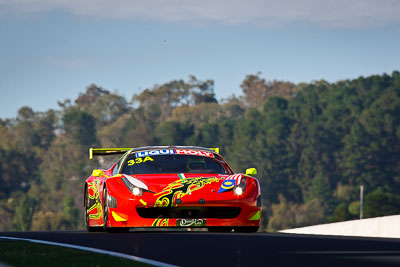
[123, 173, 245, 205]
[127, 173, 240, 191]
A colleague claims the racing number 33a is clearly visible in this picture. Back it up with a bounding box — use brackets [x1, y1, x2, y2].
[127, 156, 154, 166]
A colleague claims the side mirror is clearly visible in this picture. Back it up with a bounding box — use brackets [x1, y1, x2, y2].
[92, 169, 105, 177]
[245, 168, 257, 176]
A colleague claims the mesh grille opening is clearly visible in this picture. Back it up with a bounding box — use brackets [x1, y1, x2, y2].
[137, 207, 241, 219]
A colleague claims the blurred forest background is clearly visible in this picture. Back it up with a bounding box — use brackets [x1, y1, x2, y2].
[1, 71, 400, 232]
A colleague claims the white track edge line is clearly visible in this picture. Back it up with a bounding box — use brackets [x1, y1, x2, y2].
[0, 236, 178, 267]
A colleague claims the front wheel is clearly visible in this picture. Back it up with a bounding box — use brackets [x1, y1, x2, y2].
[102, 186, 129, 233]
[102, 186, 111, 232]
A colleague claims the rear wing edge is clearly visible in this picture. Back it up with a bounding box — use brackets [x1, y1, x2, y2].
[209, 147, 219, 154]
[89, 147, 220, 159]
[89, 148, 132, 160]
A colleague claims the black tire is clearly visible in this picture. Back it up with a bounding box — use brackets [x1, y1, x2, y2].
[102, 186, 129, 233]
[85, 186, 103, 232]
[233, 226, 259, 233]
[102, 186, 111, 232]
[208, 227, 233, 233]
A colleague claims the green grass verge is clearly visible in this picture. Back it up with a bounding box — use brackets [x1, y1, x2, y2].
[0, 241, 152, 267]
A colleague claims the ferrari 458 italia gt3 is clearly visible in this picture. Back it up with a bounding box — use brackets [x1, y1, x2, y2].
[84, 146, 261, 233]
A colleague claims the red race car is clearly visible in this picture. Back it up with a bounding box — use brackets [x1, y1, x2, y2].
[84, 146, 261, 233]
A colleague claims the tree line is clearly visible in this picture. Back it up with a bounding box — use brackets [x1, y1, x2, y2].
[0, 71, 399, 231]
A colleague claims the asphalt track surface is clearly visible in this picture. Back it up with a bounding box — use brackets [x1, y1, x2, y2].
[2, 230, 400, 266]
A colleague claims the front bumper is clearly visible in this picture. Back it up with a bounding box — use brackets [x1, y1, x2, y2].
[92, 176, 261, 229]
[106, 198, 261, 228]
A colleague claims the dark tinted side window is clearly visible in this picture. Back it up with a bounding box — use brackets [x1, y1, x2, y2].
[112, 152, 130, 176]
[112, 161, 120, 176]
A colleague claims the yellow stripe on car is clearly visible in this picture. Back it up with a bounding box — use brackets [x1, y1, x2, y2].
[249, 210, 260, 221]
[111, 211, 128, 222]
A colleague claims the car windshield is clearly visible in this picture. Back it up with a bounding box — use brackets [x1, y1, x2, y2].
[120, 153, 230, 175]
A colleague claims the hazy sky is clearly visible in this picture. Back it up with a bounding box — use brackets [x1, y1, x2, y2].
[1, 0, 400, 119]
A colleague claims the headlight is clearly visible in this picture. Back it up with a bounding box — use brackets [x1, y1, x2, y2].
[233, 177, 247, 196]
[234, 187, 243, 196]
[132, 187, 142, 196]
[121, 175, 148, 196]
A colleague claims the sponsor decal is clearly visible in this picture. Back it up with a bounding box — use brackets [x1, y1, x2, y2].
[136, 149, 175, 158]
[177, 218, 206, 227]
[218, 180, 235, 193]
[154, 176, 219, 207]
[218, 174, 242, 193]
[175, 149, 214, 158]
[136, 149, 214, 158]
[87, 179, 103, 220]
